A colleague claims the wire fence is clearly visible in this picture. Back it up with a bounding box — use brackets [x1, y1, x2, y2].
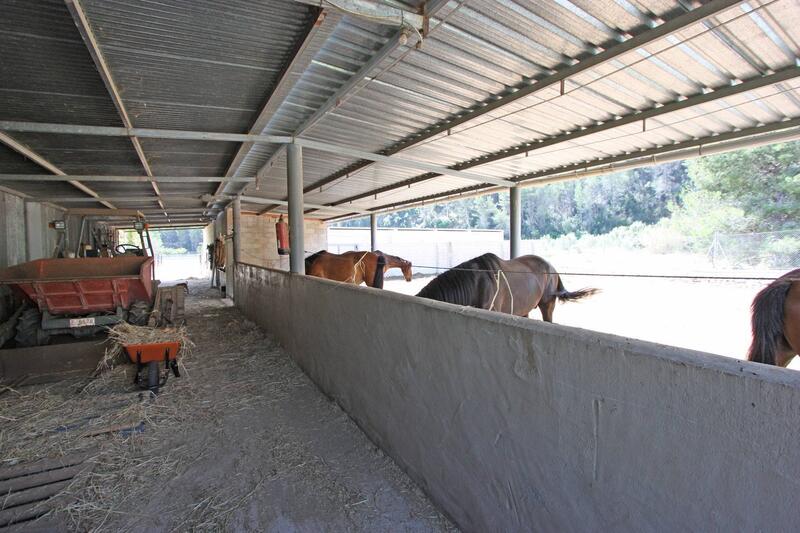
[329, 229, 800, 281]
[710, 230, 800, 270]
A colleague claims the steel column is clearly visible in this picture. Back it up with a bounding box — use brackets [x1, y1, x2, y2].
[287, 143, 305, 274]
[370, 214, 377, 251]
[233, 197, 242, 265]
[509, 187, 521, 259]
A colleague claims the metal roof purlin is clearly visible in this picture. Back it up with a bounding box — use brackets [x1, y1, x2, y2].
[0, 122, 292, 144]
[0, 131, 116, 209]
[331, 119, 800, 221]
[239, 195, 369, 214]
[64, 0, 165, 216]
[290, 0, 425, 29]
[326, 65, 800, 208]
[294, 138, 516, 186]
[301, 0, 748, 197]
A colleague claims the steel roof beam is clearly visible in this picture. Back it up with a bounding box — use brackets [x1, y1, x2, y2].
[290, 0, 425, 29]
[0, 122, 506, 183]
[326, 118, 800, 221]
[138, 208, 219, 214]
[295, 138, 515, 186]
[302, 0, 748, 198]
[0, 175, 255, 183]
[0, 131, 116, 209]
[0, 121, 292, 144]
[65, 0, 165, 214]
[239, 195, 369, 214]
[325, 65, 800, 208]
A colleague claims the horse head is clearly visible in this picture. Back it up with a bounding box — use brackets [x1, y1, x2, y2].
[400, 260, 413, 281]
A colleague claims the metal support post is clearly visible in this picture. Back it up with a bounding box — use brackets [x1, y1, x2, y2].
[370, 213, 377, 251]
[287, 143, 305, 274]
[509, 186, 521, 259]
[232, 197, 242, 264]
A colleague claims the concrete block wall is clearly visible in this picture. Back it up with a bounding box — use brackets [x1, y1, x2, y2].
[236, 263, 800, 532]
[237, 212, 326, 271]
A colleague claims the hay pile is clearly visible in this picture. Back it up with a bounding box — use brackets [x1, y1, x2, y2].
[0, 313, 278, 531]
[97, 322, 194, 374]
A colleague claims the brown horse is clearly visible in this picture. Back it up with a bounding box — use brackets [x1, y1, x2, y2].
[747, 268, 800, 367]
[304, 250, 413, 288]
[416, 252, 597, 321]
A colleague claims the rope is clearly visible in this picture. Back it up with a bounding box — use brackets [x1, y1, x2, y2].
[408, 264, 795, 282]
[349, 251, 370, 284]
[303, 254, 793, 281]
[489, 270, 513, 314]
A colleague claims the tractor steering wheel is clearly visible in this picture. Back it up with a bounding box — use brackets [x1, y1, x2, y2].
[115, 243, 143, 255]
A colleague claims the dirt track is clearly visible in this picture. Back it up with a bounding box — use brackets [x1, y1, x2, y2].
[1, 281, 455, 532]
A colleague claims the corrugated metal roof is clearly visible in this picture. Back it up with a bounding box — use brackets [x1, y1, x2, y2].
[250, 0, 800, 218]
[2, 0, 800, 223]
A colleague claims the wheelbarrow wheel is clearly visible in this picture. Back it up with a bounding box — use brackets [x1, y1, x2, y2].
[146, 361, 160, 394]
[128, 301, 150, 326]
[15, 308, 49, 347]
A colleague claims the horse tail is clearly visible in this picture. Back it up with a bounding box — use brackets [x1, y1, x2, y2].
[372, 253, 386, 289]
[747, 279, 791, 365]
[556, 276, 599, 302]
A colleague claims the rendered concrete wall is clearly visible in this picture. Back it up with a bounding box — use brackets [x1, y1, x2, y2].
[236, 263, 800, 532]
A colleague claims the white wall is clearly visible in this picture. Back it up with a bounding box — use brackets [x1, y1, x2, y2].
[1, 191, 26, 269]
[237, 263, 800, 532]
[328, 227, 504, 275]
[0, 190, 76, 268]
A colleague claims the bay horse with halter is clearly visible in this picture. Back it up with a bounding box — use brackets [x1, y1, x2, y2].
[416, 252, 598, 321]
[304, 250, 413, 288]
[747, 268, 800, 367]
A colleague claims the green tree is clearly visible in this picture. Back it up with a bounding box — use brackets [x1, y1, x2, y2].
[687, 141, 800, 231]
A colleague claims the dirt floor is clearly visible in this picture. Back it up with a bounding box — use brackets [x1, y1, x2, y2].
[0, 281, 456, 532]
[385, 274, 800, 371]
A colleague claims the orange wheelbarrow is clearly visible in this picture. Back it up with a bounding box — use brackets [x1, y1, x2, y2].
[124, 341, 181, 394]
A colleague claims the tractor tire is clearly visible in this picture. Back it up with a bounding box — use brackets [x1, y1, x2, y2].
[146, 361, 160, 394]
[128, 301, 150, 326]
[15, 308, 48, 347]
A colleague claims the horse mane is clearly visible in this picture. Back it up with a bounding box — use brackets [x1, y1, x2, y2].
[748, 268, 799, 364]
[416, 253, 502, 305]
[374, 250, 401, 263]
[304, 250, 327, 271]
[372, 253, 386, 288]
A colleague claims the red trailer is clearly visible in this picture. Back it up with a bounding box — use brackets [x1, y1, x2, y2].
[0, 256, 155, 346]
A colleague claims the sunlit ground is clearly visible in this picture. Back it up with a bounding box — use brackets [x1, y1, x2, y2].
[154, 253, 208, 281]
[384, 275, 800, 370]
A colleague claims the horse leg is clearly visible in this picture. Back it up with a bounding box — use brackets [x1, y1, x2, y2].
[537, 298, 556, 323]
